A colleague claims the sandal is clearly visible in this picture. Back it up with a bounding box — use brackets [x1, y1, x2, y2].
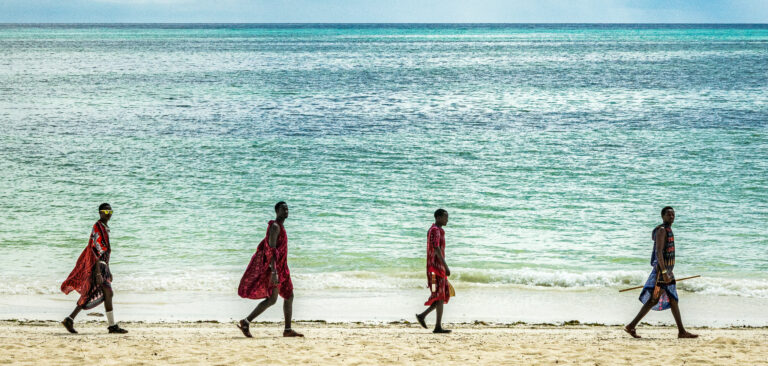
[61, 318, 77, 334]
[415, 314, 427, 329]
[107, 324, 128, 334]
[237, 320, 252, 338]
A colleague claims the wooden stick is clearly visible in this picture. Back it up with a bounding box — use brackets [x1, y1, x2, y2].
[618, 275, 701, 293]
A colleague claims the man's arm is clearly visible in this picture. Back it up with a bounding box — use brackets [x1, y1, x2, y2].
[655, 227, 670, 283]
[268, 223, 280, 284]
[434, 249, 450, 277]
[90, 227, 105, 285]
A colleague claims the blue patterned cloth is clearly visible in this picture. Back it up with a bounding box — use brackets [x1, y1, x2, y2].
[639, 267, 678, 311]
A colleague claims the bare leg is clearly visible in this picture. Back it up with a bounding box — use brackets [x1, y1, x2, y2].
[418, 303, 437, 318]
[627, 300, 655, 330]
[282, 294, 303, 337]
[283, 294, 294, 330]
[246, 288, 278, 322]
[102, 285, 114, 312]
[102, 285, 127, 333]
[68, 305, 82, 320]
[669, 297, 698, 338]
[416, 303, 437, 328]
[62, 305, 81, 333]
[434, 301, 444, 328]
[625, 294, 659, 338]
[237, 288, 278, 338]
[433, 301, 450, 333]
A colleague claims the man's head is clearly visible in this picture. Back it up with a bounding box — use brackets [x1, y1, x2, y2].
[275, 201, 288, 219]
[661, 206, 674, 225]
[434, 208, 448, 226]
[99, 202, 112, 222]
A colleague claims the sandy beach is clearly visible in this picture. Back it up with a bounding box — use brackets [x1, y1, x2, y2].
[1, 320, 766, 365]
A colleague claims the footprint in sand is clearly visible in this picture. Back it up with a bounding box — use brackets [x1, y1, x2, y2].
[712, 337, 738, 345]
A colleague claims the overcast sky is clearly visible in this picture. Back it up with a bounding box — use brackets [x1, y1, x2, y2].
[2, 0, 767, 23]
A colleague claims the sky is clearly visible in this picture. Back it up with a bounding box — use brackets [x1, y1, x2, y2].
[1, 0, 767, 23]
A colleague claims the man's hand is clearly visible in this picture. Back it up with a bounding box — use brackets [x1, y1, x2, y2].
[445, 268, 451, 277]
[662, 272, 672, 284]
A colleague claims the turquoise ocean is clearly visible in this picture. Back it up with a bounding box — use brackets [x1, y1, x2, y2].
[1, 24, 766, 325]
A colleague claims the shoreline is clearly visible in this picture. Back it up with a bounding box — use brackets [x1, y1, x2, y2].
[5, 318, 768, 329]
[3, 287, 767, 327]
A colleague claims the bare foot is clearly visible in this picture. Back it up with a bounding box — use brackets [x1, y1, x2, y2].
[61, 318, 77, 334]
[415, 314, 427, 329]
[624, 326, 641, 339]
[433, 327, 452, 334]
[236, 320, 252, 338]
[283, 329, 304, 337]
[678, 331, 699, 339]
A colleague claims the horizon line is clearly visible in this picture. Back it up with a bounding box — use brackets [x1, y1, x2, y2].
[2, 22, 768, 25]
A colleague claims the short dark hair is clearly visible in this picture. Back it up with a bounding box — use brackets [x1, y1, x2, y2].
[661, 206, 674, 217]
[434, 208, 448, 220]
[275, 201, 287, 212]
[98, 203, 111, 210]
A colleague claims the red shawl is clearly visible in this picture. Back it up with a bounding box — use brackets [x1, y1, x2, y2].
[238, 220, 294, 300]
[427, 224, 446, 278]
[61, 221, 111, 307]
[425, 223, 450, 305]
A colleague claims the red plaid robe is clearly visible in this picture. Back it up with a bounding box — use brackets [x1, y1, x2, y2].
[238, 220, 294, 300]
[425, 223, 450, 306]
[61, 221, 112, 310]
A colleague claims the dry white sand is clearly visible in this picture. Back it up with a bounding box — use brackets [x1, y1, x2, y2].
[1, 320, 766, 365]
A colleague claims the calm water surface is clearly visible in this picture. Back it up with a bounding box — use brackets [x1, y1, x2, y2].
[0, 24, 766, 302]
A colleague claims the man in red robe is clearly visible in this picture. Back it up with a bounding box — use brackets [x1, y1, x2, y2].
[236, 201, 303, 337]
[415, 208, 452, 333]
[60, 203, 127, 334]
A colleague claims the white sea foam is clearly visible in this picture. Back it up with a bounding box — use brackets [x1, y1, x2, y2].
[5, 270, 768, 299]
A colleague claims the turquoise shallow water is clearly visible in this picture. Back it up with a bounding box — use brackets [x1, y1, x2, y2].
[0, 25, 766, 301]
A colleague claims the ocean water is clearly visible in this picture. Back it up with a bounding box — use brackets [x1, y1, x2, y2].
[0, 24, 767, 323]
